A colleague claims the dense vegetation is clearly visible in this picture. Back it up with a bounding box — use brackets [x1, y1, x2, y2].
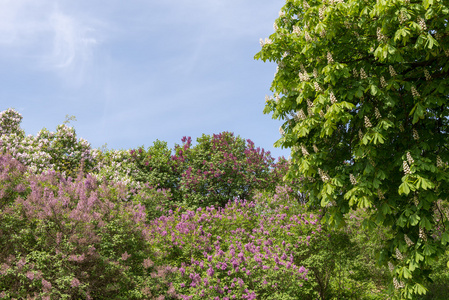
[1, 108, 447, 299]
[256, 0, 449, 298]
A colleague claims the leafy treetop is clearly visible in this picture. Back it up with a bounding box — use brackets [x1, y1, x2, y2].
[256, 0, 449, 298]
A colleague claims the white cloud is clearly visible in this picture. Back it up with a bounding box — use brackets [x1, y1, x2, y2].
[0, 0, 101, 84]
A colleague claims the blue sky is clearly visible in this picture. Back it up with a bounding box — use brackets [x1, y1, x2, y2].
[1, 0, 290, 159]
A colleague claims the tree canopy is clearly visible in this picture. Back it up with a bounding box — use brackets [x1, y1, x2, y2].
[256, 0, 449, 298]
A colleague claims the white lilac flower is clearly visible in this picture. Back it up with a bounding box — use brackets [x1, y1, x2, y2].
[403, 161, 411, 175]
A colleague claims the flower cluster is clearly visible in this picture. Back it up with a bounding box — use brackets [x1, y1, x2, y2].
[389, 65, 397, 77]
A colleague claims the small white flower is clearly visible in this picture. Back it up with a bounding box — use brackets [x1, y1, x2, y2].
[319, 6, 326, 20]
[418, 17, 427, 31]
[360, 68, 367, 79]
[307, 99, 314, 107]
[395, 248, 403, 260]
[406, 152, 414, 165]
[437, 155, 443, 168]
[424, 69, 431, 81]
[419, 227, 427, 241]
[411, 86, 420, 98]
[412, 129, 419, 140]
[304, 31, 312, 42]
[301, 145, 309, 156]
[378, 189, 385, 200]
[297, 109, 306, 120]
[313, 144, 319, 153]
[292, 26, 301, 35]
[303, 1, 310, 10]
[364, 116, 372, 128]
[380, 76, 387, 88]
[388, 262, 394, 272]
[350, 174, 357, 185]
[403, 161, 411, 175]
[330, 92, 337, 104]
[389, 65, 397, 77]
[375, 107, 382, 119]
[279, 126, 285, 135]
[353, 68, 359, 77]
[314, 82, 322, 92]
[404, 234, 414, 246]
[327, 52, 334, 64]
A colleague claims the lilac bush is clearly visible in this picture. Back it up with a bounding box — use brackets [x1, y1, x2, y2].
[147, 185, 323, 299]
[0, 158, 164, 299]
[0, 108, 100, 177]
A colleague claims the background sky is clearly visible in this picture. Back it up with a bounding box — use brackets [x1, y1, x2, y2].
[1, 0, 291, 159]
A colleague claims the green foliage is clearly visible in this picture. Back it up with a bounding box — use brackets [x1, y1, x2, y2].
[255, 0, 449, 297]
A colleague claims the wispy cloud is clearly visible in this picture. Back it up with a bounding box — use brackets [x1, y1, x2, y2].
[0, 0, 102, 84]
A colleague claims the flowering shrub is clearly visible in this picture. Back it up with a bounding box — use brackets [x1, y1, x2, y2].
[0, 109, 100, 177]
[0, 158, 162, 299]
[147, 185, 323, 299]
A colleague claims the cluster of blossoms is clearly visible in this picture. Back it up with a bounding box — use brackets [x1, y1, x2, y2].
[360, 68, 368, 79]
[148, 186, 317, 299]
[318, 168, 330, 182]
[0, 109, 100, 176]
[393, 278, 405, 289]
[424, 69, 431, 80]
[418, 17, 427, 31]
[404, 234, 415, 247]
[389, 65, 397, 77]
[375, 107, 382, 119]
[349, 174, 357, 185]
[412, 129, 419, 140]
[329, 92, 337, 104]
[380, 76, 387, 88]
[406, 152, 414, 165]
[377, 27, 387, 42]
[364, 116, 372, 128]
[259, 38, 272, 47]
[411, 86, 420, 98]
[403, 161, 411, 175]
